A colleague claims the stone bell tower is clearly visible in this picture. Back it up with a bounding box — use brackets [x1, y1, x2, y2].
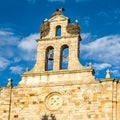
[33, 8, 82, 72]
[19, 8, 94, 87]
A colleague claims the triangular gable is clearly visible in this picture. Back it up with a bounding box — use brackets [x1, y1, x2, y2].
[49, 14, 69, 22]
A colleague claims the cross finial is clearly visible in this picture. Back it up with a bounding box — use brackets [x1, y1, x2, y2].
[26, 67, 29, 72]
[89, 62, 92, 68]
[7, 78, 12, 87]
[106, 69, 111, 79]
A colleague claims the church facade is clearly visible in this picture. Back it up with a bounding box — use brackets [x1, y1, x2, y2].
[0, 9, 120, 120]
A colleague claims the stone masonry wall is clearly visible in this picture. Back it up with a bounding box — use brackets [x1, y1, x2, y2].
[0, 87, 11, 120]
[0, 77, 120, 120]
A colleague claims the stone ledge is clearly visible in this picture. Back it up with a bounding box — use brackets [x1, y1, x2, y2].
[99, 78, 119, 83]
[36, 35, 81, 42]
[21, 68, 94, 77]
[17, 80, 99, 88]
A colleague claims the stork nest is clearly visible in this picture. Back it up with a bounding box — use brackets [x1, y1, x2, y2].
[51, 11, 62, 17]
[40, 21, 50, 38]
[66, 24, 80, 35]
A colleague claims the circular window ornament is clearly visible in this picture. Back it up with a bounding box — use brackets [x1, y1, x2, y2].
[45, 92, 63, 111]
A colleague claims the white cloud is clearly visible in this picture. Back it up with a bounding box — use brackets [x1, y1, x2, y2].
[93, 63, 111, 70]
[10, 66, 24, 74]
[18, 33, 39, 61]
[0, 29, 21, 60]
[0, 30, 13, 36]
[110, 69, 120, 78]
[81, 33, 91, 40]
[0, 29, 39, 66]
[81, 35, 120, 65]
[0, 57, 10, 70]
[0, 30, 20, 46]
[20, 52, 36, 61]
[18, 33, 39, 52]
[13, 57, 21, 63]
[81, 32, 97, 44]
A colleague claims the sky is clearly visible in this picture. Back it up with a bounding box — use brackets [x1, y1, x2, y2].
[0, 0, 120, 86]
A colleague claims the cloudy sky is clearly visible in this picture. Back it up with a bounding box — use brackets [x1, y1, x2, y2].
[0, 0, 120, 86]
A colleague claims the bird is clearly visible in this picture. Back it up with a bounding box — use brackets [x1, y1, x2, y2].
[56, 8, 65, 12]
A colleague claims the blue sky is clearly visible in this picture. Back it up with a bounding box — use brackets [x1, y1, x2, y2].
[0, 0, 120, 86]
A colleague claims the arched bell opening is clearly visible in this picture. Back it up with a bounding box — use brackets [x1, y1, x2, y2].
[60, 45, 69, 70]
[56, 25, 61, 36]
[45, 46, 54, 71]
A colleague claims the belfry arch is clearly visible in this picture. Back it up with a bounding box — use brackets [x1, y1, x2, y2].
[60, 44, 69, 70]
[45, 46, 54, 71]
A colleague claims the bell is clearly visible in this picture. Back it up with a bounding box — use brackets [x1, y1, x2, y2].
[48, 52, 53, 61]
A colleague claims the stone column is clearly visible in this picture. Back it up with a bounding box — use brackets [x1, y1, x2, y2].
[53, 45, 61, 71]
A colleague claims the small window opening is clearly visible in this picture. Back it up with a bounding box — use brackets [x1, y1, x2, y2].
[56, 25, 61, 36]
